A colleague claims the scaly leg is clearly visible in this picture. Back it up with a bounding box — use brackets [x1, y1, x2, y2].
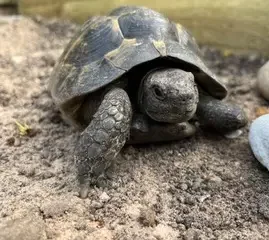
[196, 93, 248, 138]
[74, 88, 132, 198]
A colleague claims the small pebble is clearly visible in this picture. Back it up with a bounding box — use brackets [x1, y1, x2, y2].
[198, 194, 210, 203]
[99, 192, 110, 203]
[125, 204, 141, 220]
[40, 199, 71, 218]
[11, 55, 26, 65]
[180, 183, 188, 191]
[153, 224, 178, 240]
[192, 178, 202, 190]
[73, 236, 86, 240]
[249, 114, 269, 170]
[6, 137, 15, 146]
[91, 200, 104, 209]
[184, 228, 199, 240]
[257, 61, 269, 101]
[39, 171, 55, 180]
[177, 223, 186, 231]
[18, 165, 35, 177]
[139, 207, 156, 227]
[208, 175, 222, 184]
[206, 175, 222, 189]
[184, 195, 196, 206]
[13, 137, 21, 147]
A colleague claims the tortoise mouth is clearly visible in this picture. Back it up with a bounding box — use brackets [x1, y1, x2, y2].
[186, 104, 196, 112]
[146, 107, 196, 123]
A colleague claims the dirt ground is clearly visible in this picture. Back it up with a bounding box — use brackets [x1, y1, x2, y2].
[0, 16, 269, 240]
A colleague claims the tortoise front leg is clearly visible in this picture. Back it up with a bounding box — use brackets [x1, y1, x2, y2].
[75, 88, 132, 198]
[196, 93, 248, 138]
[127, 114, 196, 144]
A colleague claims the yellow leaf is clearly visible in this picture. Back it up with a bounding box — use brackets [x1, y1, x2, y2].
[14, 120, 31, 136]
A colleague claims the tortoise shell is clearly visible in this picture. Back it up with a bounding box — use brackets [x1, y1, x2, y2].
[49, 6, 227, 123]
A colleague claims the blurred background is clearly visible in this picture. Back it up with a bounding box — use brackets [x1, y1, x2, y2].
[1, 0, 269, 56]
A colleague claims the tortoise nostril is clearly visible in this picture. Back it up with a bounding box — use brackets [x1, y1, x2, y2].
[182, 94, 193, 102]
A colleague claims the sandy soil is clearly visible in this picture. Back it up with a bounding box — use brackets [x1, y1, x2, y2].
[0, 16, 269, 240]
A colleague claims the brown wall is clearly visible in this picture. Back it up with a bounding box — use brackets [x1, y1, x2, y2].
[19, 0, 269, 55]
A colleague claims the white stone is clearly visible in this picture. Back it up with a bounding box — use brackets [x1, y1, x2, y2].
[257, 61, 269, 101]
[249, 114, 269, 170]
[99, 192, 110, 203]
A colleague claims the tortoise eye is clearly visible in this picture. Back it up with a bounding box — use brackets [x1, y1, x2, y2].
[153, 85, 166, 100]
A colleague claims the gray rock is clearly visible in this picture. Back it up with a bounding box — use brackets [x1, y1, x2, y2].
[184, 228, 199, 240]
[249, 114, 269, 169]
[257, 61, 269, 101]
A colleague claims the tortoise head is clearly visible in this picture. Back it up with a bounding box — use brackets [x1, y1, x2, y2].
[138, 68, 199, 123]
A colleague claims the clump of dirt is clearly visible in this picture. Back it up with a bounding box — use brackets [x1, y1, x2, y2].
[0, 16, 269, 240]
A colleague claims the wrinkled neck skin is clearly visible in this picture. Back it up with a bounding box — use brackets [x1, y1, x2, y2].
[138, 68, 199, 123]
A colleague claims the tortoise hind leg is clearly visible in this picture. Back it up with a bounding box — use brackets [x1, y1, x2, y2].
[75, 88, 132, 198]
[196, 94, 248, 138]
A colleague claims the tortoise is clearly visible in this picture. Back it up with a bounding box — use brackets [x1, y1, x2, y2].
[49, 6, 248, 198]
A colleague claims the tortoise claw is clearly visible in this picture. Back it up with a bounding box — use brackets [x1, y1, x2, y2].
[224, 129, 243, 139]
